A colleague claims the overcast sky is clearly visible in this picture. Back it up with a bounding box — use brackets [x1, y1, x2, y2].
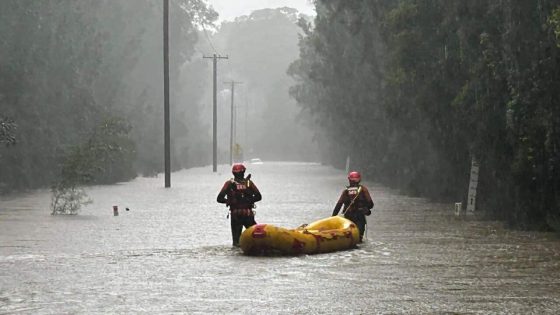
[205, 0, 316, 22]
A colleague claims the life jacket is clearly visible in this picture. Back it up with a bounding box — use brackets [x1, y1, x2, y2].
[228, 178, 254, 210]
[344, 185, 364, 213]
[346, 185, 362, 198]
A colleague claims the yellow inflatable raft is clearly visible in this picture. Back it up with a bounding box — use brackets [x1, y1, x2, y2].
[239, 216, 360, 255]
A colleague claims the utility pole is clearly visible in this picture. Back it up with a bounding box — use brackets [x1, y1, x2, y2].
[243, 95, 249, 158]
[223, 81, 243, 165]
[163, 0, 170, 188]
[204, 54, 228, 172]
[245, 96, 249, 156]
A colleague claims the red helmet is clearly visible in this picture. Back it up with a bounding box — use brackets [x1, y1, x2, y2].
[348, 171, 361, 183]
[232, 163, 246, 174]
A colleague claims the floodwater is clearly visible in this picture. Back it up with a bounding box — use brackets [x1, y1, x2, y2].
[1, 162, 559, 314]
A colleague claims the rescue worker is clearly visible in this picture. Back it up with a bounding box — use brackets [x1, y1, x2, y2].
[331, 171, 374, 242]
[217, 163, 262, 247]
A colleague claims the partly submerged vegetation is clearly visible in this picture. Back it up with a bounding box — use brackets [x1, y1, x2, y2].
[290, 1, 560, 230]
[51, 118, 134, 215]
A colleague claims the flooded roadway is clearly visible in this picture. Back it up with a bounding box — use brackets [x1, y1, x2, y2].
[1, 162, 560, 314]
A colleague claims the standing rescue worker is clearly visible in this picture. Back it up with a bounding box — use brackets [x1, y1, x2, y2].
[217, 163, 262, 247]
[331, 171, 374, 242]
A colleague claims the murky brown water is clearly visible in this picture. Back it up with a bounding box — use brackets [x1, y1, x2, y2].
[1, 162, 560, 314]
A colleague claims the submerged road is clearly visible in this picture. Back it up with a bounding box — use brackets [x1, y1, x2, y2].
[1, 162, 560, 314]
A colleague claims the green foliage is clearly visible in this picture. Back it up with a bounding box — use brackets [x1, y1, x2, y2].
[549, 7, 560, 46]
[51, 118, 135, 215]
[50, 185, 92, 215]
[0, 0, 217, 193]
[59, 117, 136, 186]
[291, 0, 560, 230]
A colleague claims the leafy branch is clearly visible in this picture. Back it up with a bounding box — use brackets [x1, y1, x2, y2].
[51, 117, 135, 215]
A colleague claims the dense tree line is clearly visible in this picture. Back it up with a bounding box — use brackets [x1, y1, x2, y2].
[290, 0, 560, 230]
[0, 0, 217, 193]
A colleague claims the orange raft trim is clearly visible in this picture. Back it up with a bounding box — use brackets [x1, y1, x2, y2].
[239, 216, 360, 255]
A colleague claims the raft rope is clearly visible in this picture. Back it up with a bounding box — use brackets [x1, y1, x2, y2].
[341, 186, 362, 216]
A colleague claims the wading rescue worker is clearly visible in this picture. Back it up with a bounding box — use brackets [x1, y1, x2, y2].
[217, 163, 262, 247]
[331, 171, 374, 242]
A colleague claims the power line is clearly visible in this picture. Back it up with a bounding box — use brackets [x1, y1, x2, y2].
[201, 23, 217, 54]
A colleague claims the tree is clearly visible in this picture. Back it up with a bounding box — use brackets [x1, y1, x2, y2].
[290, 0, 560, 230]
[0, 0, 218, 192]
[51, 118, 135, 215]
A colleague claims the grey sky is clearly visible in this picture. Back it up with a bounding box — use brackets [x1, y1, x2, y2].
[205, 0, 316, 22]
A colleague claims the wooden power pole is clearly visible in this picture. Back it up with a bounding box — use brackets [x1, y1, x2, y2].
[223, 81, 243, 165]
[163, 0, 170, 187]
[204, 54, 228, 172]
